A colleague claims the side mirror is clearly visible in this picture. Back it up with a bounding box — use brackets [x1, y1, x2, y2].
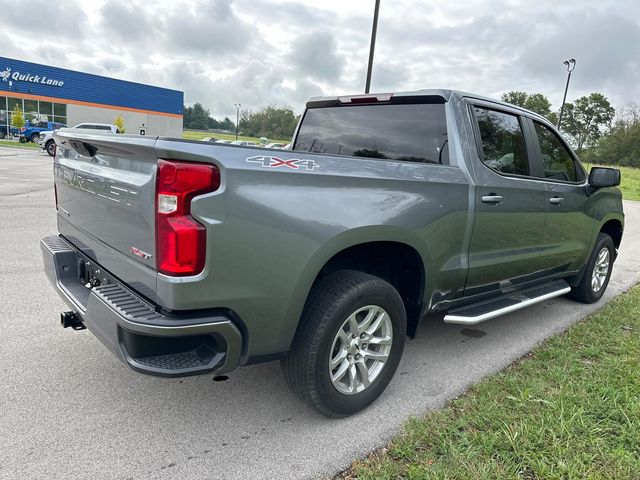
[589, 167, 620, 188]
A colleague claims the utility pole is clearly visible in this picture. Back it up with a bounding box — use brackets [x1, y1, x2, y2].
[364, 0, 381, 94]
[234, 103, 241, 140]
[557, 58, 576, 129]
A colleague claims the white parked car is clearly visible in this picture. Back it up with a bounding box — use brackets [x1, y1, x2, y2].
[230, 140, 257, 146]
[39, 123, 121, 156]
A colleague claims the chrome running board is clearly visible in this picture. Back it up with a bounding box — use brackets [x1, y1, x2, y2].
[444, 280, 571, 325]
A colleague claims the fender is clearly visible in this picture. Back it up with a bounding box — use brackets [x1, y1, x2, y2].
[281, 225, 430, 349]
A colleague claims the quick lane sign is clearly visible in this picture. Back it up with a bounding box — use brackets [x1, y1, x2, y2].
[1, 67, 64, 87]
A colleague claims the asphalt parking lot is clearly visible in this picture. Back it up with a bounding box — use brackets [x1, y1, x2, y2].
[1, 145, 639, 480]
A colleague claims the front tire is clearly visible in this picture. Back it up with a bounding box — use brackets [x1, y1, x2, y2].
[30, 134, 39, 143]
[281, 270, 406, 417]
[568, 233, 614, 303]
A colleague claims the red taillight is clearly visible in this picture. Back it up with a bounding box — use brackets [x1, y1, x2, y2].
[156, 159, 220, 276]
[20, 127, 26, 132]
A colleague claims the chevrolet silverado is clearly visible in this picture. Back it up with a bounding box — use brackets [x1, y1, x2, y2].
[42, 89, 624, 416]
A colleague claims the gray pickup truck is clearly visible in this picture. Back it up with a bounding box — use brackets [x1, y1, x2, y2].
[42, 89, 624, 417]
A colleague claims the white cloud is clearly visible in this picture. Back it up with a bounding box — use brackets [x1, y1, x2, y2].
[1, 0, 638, 117]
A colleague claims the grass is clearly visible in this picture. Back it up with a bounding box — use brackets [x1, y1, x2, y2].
[0, 140, 40, 149]
[584, 163, 640, 202]
[343, 284, 640, 480]
[182, 129, 289, 144]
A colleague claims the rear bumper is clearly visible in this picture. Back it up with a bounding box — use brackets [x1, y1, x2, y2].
[41, 235, 243, 377]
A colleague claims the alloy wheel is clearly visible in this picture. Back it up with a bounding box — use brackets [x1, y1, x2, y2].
[328, 305, 393, 395]
[591, 247, 610, 292]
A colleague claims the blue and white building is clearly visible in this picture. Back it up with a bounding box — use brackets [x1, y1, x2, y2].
[1, 57, 183, 136]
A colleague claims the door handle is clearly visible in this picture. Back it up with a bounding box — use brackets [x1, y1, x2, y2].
[549, 197, 564, 205]
[481, 194, 503, 204]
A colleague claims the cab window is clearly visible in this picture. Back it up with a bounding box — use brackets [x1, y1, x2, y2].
[294, 102, 449, 164]
[474, 107, 529, 176]
[533, 121, 584, 182]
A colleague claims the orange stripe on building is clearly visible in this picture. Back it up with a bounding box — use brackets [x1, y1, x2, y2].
[4, 91, 183, 119]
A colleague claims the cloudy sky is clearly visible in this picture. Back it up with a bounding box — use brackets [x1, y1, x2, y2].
[1, 0, 638, 119]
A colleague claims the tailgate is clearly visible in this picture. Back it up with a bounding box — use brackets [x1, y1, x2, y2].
[54, 131, 159, 301]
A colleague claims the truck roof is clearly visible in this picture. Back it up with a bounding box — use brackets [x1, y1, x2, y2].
[306, 88, 552, 125]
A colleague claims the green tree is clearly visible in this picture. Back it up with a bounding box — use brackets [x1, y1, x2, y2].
[219, 117, 234, 131]
[560, 93, 615, 153]
[207, 116, 220, 129]
[189, 103, 210, 130]
[238, 106, 299, 139]
[501, 91, 553, 119]
[501, 91, 528, 107]
[11, 105, 25, 129]
[113, 114, 126, 134]
[183, 105, 193, 128]
[585, 104, 640, 167]
[238, 109, 252, 134]
[182, 103, 211, 130]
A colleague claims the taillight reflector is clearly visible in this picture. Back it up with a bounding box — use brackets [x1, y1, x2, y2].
[156, 160, 220, 276]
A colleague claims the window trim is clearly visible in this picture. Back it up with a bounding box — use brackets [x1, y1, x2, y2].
[528, 118, 588, 186]
[469, 102, 538, 180]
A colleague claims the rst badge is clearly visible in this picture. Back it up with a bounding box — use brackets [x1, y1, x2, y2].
[130, 247, 152, 260]
[246, 155, 319, 170]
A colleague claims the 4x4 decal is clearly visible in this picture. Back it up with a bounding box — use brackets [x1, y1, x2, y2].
[246, 155, 319, 170]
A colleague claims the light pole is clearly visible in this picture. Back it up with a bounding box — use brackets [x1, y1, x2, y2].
[557, 58, 576, 128]
[234, 103, 241, 140]
[364, 0, 381, 94]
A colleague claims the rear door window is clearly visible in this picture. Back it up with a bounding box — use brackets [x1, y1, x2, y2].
[294, 102, 448, 164]
[473, 107, 529, 176]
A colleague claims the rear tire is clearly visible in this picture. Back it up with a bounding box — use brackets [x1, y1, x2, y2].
[281, 270, 406, 417]
[46, 140, 56, 157]
[0, 130, 5, 139]
[568, 233, 614, 304]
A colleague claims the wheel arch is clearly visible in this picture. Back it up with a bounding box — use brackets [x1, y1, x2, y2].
[599, 218, 623, 253]
[284, 228, 429, 349]
[568, 215, 623, 288]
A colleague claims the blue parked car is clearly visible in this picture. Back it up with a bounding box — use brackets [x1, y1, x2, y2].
[20, 120, 66, 143]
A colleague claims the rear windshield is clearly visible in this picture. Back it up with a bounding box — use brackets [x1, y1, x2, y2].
[294, 103, 448, 164]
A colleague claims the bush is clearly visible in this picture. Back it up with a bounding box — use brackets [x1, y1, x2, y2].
[113, 114, 126, 134]
[11, 105, 25, 130]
